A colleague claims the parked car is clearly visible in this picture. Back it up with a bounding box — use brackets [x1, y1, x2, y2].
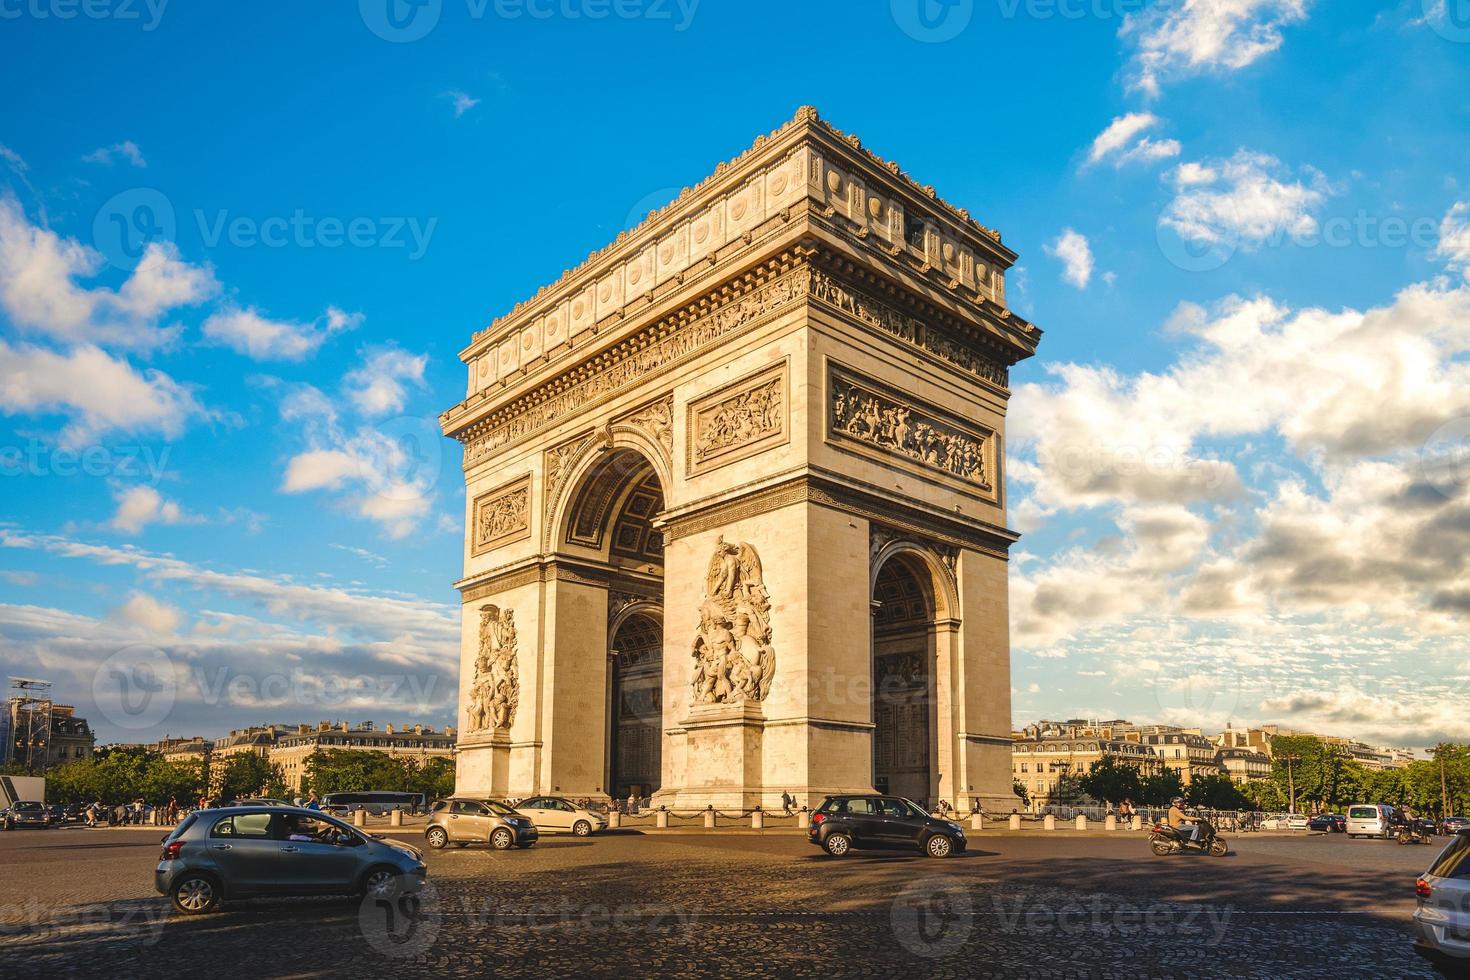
[229, 798, 291, 808]
[1286, 814, 1309, 831]
[3, 801, 53, 830]
[44, 803, 69, 824]
[154, 805, 426, 914]
[807, 794, 966, 858]
[424, 798, 538, 851]
[1414, 829, 1470, 974]
[512, 797, 607, 837]
[1443, 816, 1470, 835]
[1308, 814, 1346, 833]
[1347, 803, 1397, 839]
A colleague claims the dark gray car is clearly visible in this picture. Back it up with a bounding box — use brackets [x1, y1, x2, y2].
[154, 806, 426, 914]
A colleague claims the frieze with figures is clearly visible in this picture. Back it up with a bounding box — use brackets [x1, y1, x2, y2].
[688, 363, 788, 474]
[471, 477, 531, 555]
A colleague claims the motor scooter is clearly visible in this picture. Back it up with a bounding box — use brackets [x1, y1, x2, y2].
[1149, 817, 1228, 857]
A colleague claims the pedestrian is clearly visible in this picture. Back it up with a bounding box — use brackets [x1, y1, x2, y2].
[306, 795, 321, 811]
[781, 791, 792, 815]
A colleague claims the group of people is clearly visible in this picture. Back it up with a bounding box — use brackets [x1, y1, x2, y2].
[82, 799, 157, 827]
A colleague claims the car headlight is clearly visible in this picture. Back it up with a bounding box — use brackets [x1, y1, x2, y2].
[948, 822, 964, 834]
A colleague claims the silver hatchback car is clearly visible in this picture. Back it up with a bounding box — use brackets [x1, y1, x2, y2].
[155, 806, 426, 914]
[424, 798, 538, 850]
[1416, 830, 1470, 974]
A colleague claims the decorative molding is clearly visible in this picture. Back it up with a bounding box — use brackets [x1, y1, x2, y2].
[615, 394, 675, 461]
[687, 361, 789, 476]
[828, 363, 995, 498]
[544, 431, 593, 513]
[467, 604, 519, 733]
[470, 476, 531, 556]
[691, 537, 775, 706]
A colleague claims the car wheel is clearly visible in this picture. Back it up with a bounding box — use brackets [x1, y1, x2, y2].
[925, 834, 954, 859]
[572, 820, 592, 837]
[361, 866, 401, 899]
[425, 827, 449, 849]
[170, 873, 220, 915]
[490, 828, 515, 850]
[823, 832, 852, 857]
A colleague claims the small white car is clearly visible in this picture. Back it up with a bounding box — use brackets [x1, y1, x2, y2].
[1346, 803, 1396, 839]
[513, 797, 608, 836]
[1286, 813, 1309, 831]
[1414, 831, 1470, 974]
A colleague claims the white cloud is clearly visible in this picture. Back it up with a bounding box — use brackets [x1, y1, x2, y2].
[201, 305, 360, 361]
[0, 340, 205, 447]
[1161, 150, 1333, 249]
[0, 195, 217, 350]
[1086, 112, 1182, 168]
[1435, 201, 1470, 282]
[441, 90, 480, 118]
[1043, 229, 1095, 289]
[82, 141, 147, 168]
[113, 591, 181, 634]
[109, 485, 203, 535]
[1121, 0, 1311, 97]
[345, 346, 428, 416]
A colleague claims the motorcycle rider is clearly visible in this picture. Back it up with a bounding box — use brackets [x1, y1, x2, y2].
[1167, 797, 1203, 843]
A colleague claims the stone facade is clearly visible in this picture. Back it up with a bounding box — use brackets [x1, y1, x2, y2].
[440, 107, 1041, 812]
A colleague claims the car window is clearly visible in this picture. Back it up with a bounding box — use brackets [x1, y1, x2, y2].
[1429, 835, 1470, 880]
[210, 813, 274, 838]
[451, 801, 481, 815]
[1348, 807, 1377, 820]
[838, 799, 876, 816]
[552, 800, 574, 812]
[521, 798, 548, 809]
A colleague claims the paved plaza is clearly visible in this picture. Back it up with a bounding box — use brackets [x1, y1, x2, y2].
[0, 823, 1437, 978]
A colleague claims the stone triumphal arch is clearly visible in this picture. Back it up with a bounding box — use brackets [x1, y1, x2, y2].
[440, 107, 1041, 812]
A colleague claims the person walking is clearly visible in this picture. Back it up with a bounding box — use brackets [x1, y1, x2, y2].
[781, 791, 793, 816]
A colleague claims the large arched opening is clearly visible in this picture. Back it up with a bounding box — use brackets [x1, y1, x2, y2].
[870, 552, 941, 807]
[559, 445, 665, 801]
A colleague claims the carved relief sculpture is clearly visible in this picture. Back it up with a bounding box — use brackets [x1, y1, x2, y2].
[688, 364, 788, 474]
[621, 397, 674, 457]
[467, 604, 519, 733]
[831, 370, 992, 491]
[471, 477, 531, 555]
[690, 536, 775, 705]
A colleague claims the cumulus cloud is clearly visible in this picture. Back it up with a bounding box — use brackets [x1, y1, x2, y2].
[110, 485, 203, 534]
[1436, 201, 1470, 282]
[441, 90, 481, 118]
[1086, 112, 1181, 168]
[201, 305, 361, 361]
[113, 591, 181, 634]
[1121, 0, 1311, 97]
[1160, 150, 1333, 250]
[0, 195, 216, 350]
[344, 345, 428, 416]
[0, 340, 206, 447]
[82, 141, 147, 168]
[1043, 229, 1095, 289]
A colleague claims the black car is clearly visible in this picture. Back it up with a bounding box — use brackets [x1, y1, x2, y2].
[807, 794, 966, 858]
[1308, 813, 1345, 833]
[3, 801, 53, 830]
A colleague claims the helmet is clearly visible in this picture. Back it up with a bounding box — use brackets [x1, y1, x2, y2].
[1171, 797, 1185, 807]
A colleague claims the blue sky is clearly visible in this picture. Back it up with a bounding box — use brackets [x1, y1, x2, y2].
[1, 0, 1467, 750]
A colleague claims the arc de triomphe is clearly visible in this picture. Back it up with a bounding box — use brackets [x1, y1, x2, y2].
[439, 107, 1040, 812]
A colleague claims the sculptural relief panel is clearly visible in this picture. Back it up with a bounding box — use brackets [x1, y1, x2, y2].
[466, 604, 519, 733]
[687, 362, 788, 475]
[471, 475, 532, 556]
[690, 537, 775, 706]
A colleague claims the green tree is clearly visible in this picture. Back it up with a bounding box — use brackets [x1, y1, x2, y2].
[215, 753, 285, 802]
[1050, 772, 1088, 806]
[1138, 769, 1185, 807]
[1012, 780, 1030, 809]
[1077, 755, 1144, 805]
[1186, 774, 1247, 810]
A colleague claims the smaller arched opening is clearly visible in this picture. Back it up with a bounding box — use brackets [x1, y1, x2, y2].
[608, 608, 663, 800]
[870, 551, 942, 807]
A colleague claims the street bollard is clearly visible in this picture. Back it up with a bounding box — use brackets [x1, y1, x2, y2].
[703, 808, 716, 829]
[656, 809, 669, 829]
[1105, 814, 1117, 831]
[608, 811, 621, 829]
[352, 808, 366, 828]
[1131, 815, 1142, 832]
[752, 810, 764, 830]
[1008, 813, 1021, 831]
[390, 808, 402, 827]
[1043, 814, 1056, 831]
[1076, 815, 1088, 831]
[970, 812, 984, 831]
[795, 810, 806, 828]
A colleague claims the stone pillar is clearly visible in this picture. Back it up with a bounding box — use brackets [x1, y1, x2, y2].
[1008, 813, 1021, 831]
[795, 809, 806, 828]
[970, 812, 984, 831]
[752, 809, 764, 830]
[1043, 814, 1056, 831]
[1075, 815, 1087, 831]
[656, 809, 669, 829]
[1105, 814, 1117, 831]
[703, 808, 716, 829]
[1131, 815, 1142, 831]
[390, 809, 403, 827]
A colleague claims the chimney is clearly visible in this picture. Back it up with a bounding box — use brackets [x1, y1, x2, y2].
[414, 725, 423, 735]
[339, 720, 348, 732]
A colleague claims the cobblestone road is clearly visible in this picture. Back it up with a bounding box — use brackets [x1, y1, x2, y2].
[0, 825, 1438, 978]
